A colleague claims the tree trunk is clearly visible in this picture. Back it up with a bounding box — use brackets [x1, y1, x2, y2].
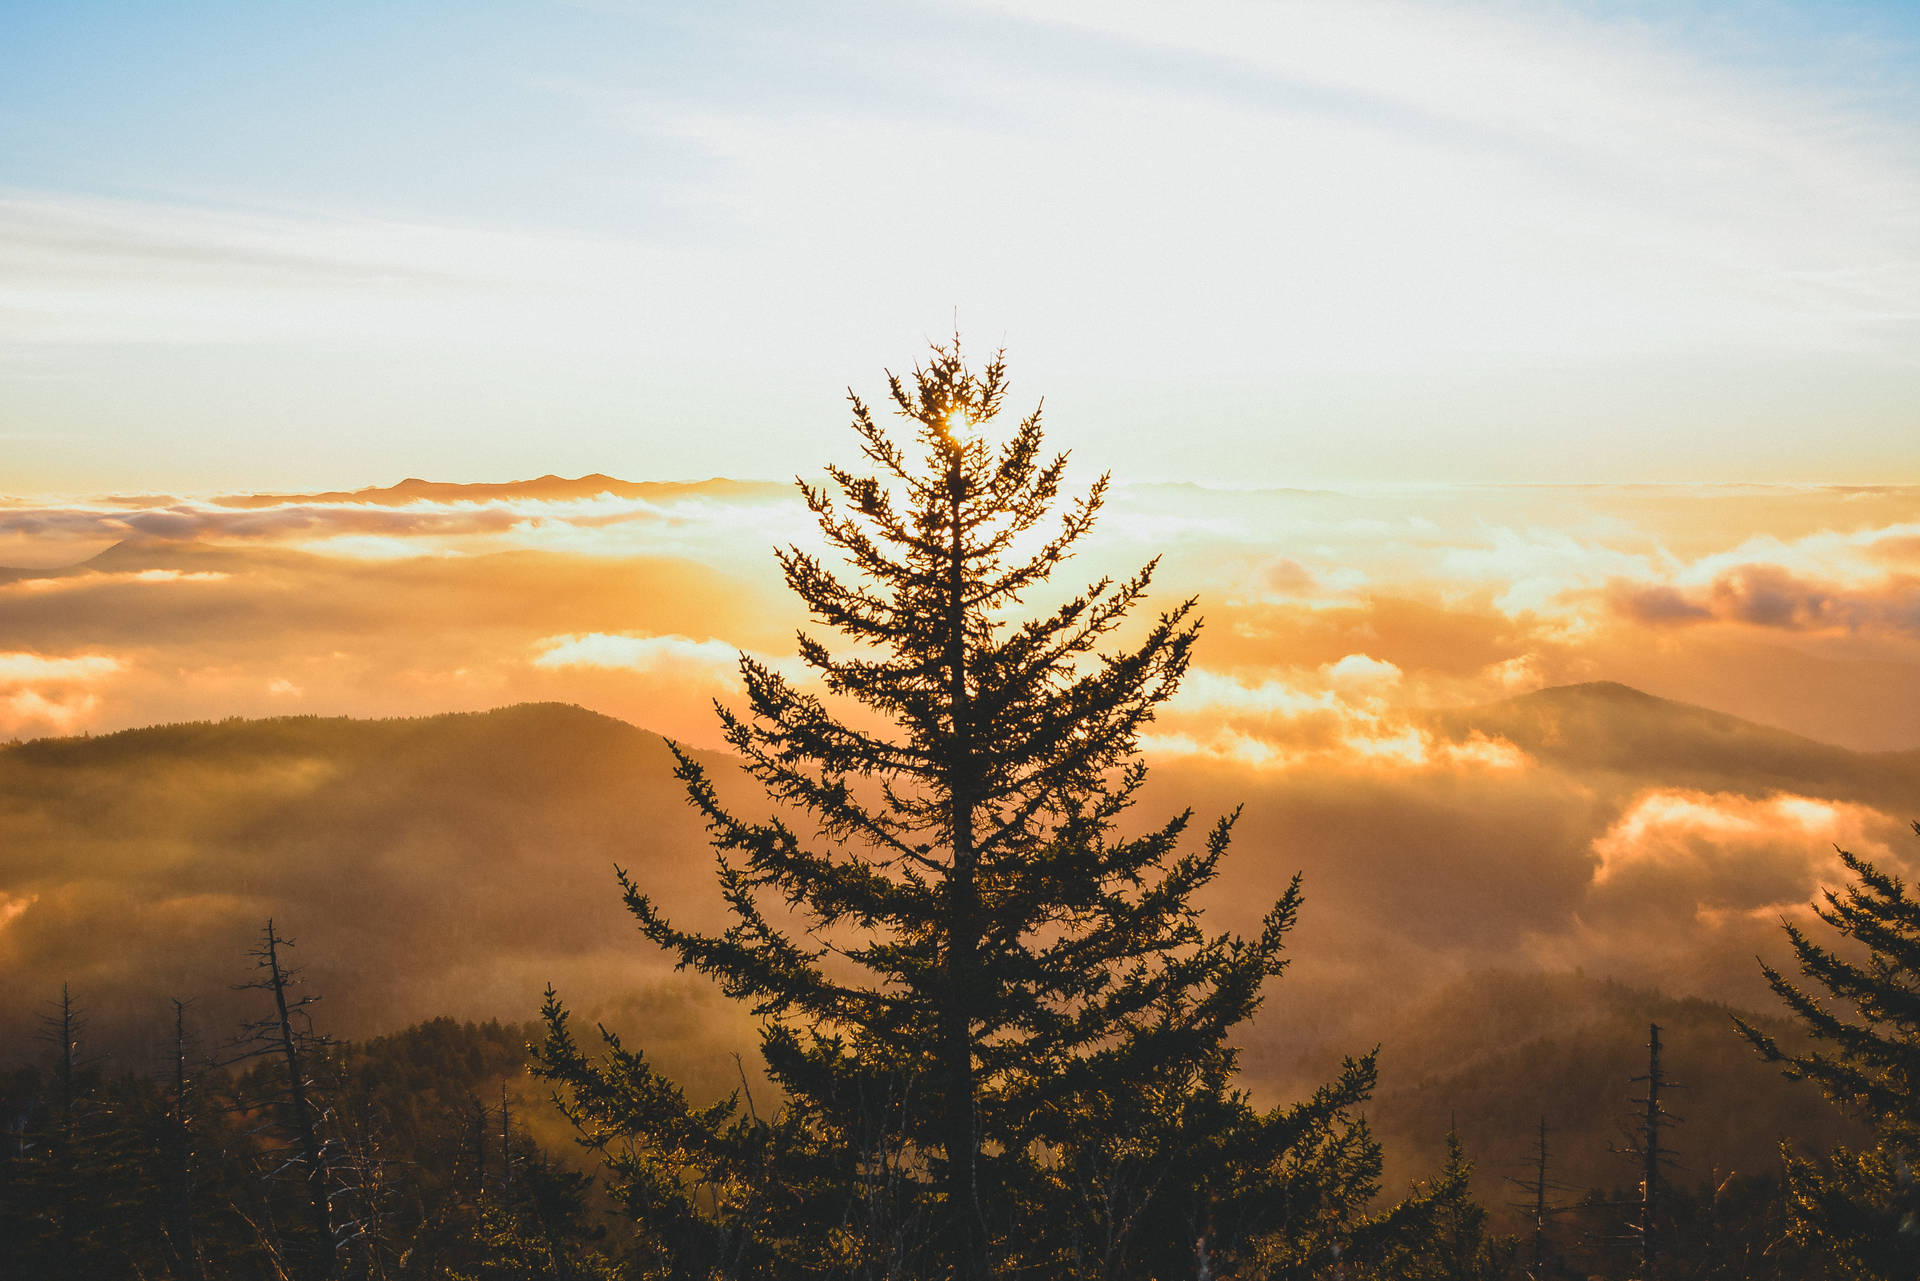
[263, 924, 337, 1281]
[164, 998, 206, 1281]
[941, 461, 992, 1281]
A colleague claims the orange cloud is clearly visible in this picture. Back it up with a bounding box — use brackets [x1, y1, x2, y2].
[1607, 565, 1920, 635]
[1149, 656, 1533, 774]
[3, 568, 230, 594]
[1604, 580, 1714, 626]
[533, 631, 745, 674]
[2, 477, 1918, 762]
[0, 891, 34, 932]
[0, 651, 125, 734]
[1586, 789, 1898, 920]
[0, 477, 810, 568]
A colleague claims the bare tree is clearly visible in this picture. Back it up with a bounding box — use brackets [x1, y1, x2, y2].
[229, 921, 356, 1281]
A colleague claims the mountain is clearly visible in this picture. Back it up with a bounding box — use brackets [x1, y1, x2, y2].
[208, 473, 790, 508]
[0, 703, 758, 1093]
[1424, 679, 1919, 810]
[0, 689, 1897, 1219]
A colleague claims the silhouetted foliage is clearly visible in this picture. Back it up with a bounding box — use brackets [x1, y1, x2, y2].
[1356, 1130, 1515, 1279]
[1737, 824, 1920, 1279]
[537, 342, 1381, 1277]
[0, 951, 622, 1279]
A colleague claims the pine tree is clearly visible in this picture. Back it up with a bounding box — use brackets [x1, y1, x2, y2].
[453, 1063, 620, 1281]
[532, 990, 772, 1278]
[0, 986, 173, 1280]
[1736, 826, 1920, 1279]
[545, 340, 1378, 1277]
[1359, 1131, 1515, 1280]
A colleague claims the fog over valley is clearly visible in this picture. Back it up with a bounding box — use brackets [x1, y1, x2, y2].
[3, 474, 1915, 1220]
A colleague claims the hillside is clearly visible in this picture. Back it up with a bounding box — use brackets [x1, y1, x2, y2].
[0, 690, 1898, 1222]
[1424, 680, 1919, 811]
[0, 702, 758, 1091]
[1356, 970, 1864, 1227]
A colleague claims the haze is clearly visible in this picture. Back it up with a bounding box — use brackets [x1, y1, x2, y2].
[3, 470, 1917, 1028]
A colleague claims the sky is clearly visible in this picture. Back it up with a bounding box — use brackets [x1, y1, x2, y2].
[4, 0, 1920, 492]
[4, 473, 1918, 750]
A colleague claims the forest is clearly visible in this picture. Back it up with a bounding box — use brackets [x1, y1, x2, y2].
[3, 348, 1917, 1280]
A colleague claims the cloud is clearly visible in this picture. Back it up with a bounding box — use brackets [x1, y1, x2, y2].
[2, 478, 1919, 762]
[0, 652, 122, 683]
[1151, 654, 1532, 774]
[1605, 563, 1920, 636]
[1322, 652, 1402, 692]
[0, 500, 511, 549]
[1605, 580, 1714, 626]
[118, 503, 530, 542]
[1440, 527, 1672, 615]
[0, 480, 826, 572]
[1255, 557, 1319, 599]
[3, 569, 230, 594]
[1711, 564, 1920, 633]
[0, 191, 701, 351]
[0, 705, 738, 1047]
[1866, 535, 1920, 569]
[0, 891, 33, 931]
[0, 651, 125, 734]
[1585, 789, 1896, 920]
[533, 631, 743, 674]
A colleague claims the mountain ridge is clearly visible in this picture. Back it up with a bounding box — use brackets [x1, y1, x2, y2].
[0, 688, 1889, 1228]
[207, 473, 790, 508]
[11, 677, 1899, 759]
[1422, 678, 1920, 806]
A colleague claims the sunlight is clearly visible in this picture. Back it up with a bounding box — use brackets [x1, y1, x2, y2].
[0, 891, 34, 932]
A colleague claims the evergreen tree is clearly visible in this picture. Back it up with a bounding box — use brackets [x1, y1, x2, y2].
[542, 341, 1378, 1277]
[452, 1061, 619, 1281]
[0, 987, 179, 1280]
[1736, 825, 1920, 1279]
[1357, 1131, 1515, 1280]
[0, 993, 613, 1279]
[533, 990, 778, 1278]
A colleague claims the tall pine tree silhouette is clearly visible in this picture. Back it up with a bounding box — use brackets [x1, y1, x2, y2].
[590, 341, 1370, 1277]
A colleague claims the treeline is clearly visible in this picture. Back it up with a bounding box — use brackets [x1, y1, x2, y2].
[0, 927, 608, 1281]
[0, 935, 1894, 1280]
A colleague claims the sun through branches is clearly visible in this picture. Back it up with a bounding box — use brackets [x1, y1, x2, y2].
[546, 340, 1379, 1279]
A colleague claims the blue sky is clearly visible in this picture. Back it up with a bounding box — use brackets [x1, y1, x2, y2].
[3, 0, 1918, 491]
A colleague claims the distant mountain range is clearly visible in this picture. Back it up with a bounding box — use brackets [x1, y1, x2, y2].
[0, 687, 1894, 1222]
[1424, 679, 1920, 811]
[209, 473, 790, 507]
